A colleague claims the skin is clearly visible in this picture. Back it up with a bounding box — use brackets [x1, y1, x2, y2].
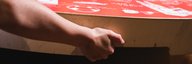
[0, 0, 124, 61]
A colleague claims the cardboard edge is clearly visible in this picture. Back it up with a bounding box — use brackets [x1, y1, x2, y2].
[56, 11, 192, 20]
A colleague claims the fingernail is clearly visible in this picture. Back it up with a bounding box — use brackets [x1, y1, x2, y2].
[109, 47, 114, 53]
[120, 39, 125, 44]
[119, 35, 125, 44]
[122, 40, 125, 44]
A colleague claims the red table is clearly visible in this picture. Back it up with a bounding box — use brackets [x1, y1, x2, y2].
[38, 0, 192, 19]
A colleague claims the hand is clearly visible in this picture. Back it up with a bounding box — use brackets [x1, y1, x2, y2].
[0, 0, 125, 61]
[77, 28, 125, 62]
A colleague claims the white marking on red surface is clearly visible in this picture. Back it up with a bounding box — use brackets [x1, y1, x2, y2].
[38, 0, 58, 5]
[136, 0, 192, 17]
[66, 5, 100, 13]
[122, 9, 139, 14]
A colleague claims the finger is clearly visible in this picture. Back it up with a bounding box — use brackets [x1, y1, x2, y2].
[87, 48, 109, 62]
[107, 31, 125, 47]
[100, 36, 114, 54]
[90, 46, 112, 61]
[93, 28, 125, 44]
[111, 37, 124, 47]
[98, 28, 124, 47]
[101, 45, 114, 54]
[98, 28, 125, 44]
[96, 33, 114, 54]
[108, 46, 114, 54]
[108, 30, 125, 44]
[84, 52, 97, 62]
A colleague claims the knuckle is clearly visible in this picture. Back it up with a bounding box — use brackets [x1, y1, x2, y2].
[117, 34, 121, 38]
[108, 30, 114, 33]
[94, 27, 102, 30]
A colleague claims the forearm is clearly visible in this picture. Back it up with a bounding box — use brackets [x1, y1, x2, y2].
[0, 0, 125, 61]
[0, 0, 91, 46]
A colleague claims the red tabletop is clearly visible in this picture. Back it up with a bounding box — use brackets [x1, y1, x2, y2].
[38, 0, 192, 19]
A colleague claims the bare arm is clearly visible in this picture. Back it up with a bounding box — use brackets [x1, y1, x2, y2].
[0, 0, 86, 46]
[0, 0, 124, 61]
